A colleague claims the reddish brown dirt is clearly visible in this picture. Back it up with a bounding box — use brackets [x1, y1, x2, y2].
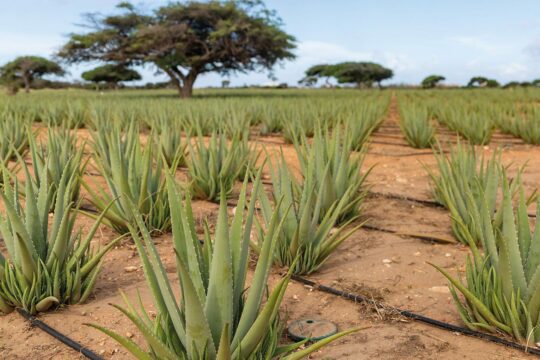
[1, 96, 540, 359]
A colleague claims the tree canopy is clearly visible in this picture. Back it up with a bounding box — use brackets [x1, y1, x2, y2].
[300, 62, 393, 88]
[467, 76, 500, 88]
[58, 1, 296, 98]
[82, 64, 141, 88]
[0, 56, 64, 93]
[421, 75, 445, 89]
[502, 81, 535, 89]
[298, 75, 318, 87]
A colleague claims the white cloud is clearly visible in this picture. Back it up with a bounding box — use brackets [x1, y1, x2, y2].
[450, 36, 497, 53]
[295, 41, 413, 74]
[497, 62, 529, 78]
[296, 41, 373, 64]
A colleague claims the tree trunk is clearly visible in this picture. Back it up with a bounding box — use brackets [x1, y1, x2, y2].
[179, 73, 197, 99]
[160, 66, 198, 99]
[180, 81, 193, 98]
[23, 75, 31, 93]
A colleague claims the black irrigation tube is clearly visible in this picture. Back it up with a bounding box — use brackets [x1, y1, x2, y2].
[291, 275, 540, 356]
[366, 150, 437, 157]
[368, 191, 443, 208]
[361, 224, 454, 244]
[17, 308, 103, 360]
[369, 191, 537, 219]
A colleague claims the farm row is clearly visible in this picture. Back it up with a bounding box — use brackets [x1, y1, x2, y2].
[0, 88, 540, 359]
[1, 88, 540, 150]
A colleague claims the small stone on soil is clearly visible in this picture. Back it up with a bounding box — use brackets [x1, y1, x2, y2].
[429, 286, 450, 294]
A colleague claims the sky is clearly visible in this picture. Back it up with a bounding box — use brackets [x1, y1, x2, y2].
[1, 0, 540, 87]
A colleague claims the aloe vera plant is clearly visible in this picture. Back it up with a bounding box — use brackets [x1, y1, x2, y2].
[282, 115, 316, 144]
[257, 155, 362, 275]
[432, 175, 540, 344]
[154, 120, 188, 168]
[0, 110, 30, 163]
[0, 164, 119, 315]
[91, 121, 138, 170]
[426, 143, 521, 246]
[398, 102, 435, 148]
[514, 108, 540, 145]
[259, 105, 284, 135]
[28, 128, 86, 205]
[187, 133, 248, 201]
[437, 106, 494, 145]
[236, 133, 261, 181]
[343, 102, 387, 151]
[86, 126, 171, 234]
[294, 127, 371, 224]
[87, 172, 358, 359]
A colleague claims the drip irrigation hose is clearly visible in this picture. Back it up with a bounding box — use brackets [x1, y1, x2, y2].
[361, 224, 454, 244]
[368, 191, 537, 218]
[368, 191, 443, 208]
[291, 275, 540, 356]
[367, 150, 438, 157]
[17, 308, 103, 360]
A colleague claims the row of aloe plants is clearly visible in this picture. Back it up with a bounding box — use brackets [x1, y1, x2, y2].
[1, 89, 390, 140]
[86, 121, 371, 275]
[0, 160, 358, 358]
[86, 173, 360, 359]
[433, 172, 540, 344]
[397, 97, 435, 148]
[0, 121, 371, 358]
[427, 141, 526, 247]
[401, 89, 540, 146]
[428, 142, 540, 345]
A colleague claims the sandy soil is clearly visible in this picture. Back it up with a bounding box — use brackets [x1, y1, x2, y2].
[1, 96, 540, 359]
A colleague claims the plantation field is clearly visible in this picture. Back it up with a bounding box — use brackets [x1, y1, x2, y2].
[1, 88, 540, 359]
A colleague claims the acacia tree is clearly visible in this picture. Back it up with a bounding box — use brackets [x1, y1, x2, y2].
[301, 64, 334, 86]
[333, 62, 393, 88]
[421, 75, 445, 89]
[82, 64, 141, 89]
[298, 75, 318, 87]
[0, 56, 64, 93]
[58, 1, 296, 98]
[300, 62, 393, 88]
[467, 76, 500, 88]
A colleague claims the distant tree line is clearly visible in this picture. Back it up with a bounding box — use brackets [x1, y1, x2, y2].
[417, 74, 540, 89]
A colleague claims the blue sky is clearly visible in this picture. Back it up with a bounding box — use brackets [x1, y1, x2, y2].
[1, 0, 540, 87]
